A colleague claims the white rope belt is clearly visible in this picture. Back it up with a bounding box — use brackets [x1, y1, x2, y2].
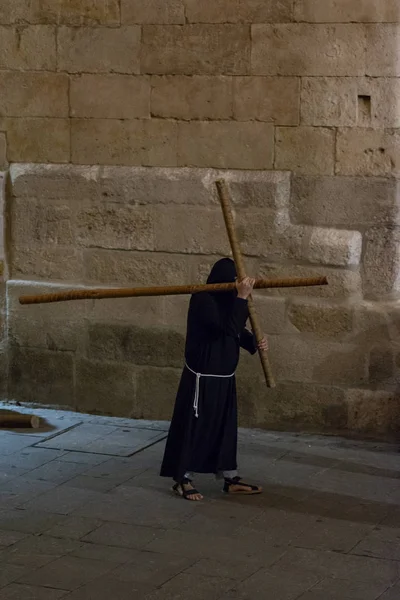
[185, 363, 235, 418]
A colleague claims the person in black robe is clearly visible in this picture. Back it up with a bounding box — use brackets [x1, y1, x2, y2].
[160, 258, 268, 501]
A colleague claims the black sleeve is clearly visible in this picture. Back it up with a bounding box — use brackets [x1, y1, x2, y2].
[191, 293, 249, 338]
[240, 329, 257, 355]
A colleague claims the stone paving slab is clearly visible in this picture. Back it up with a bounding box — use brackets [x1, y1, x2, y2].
[1, 404, 400, 599]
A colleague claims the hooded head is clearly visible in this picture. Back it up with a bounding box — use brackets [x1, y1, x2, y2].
[206, 258, 237, 309]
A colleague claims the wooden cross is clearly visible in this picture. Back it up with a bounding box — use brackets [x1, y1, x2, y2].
[19, 180, 329, 388]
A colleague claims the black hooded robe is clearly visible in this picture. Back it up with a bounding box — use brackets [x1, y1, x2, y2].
[160, 258, 257, 482]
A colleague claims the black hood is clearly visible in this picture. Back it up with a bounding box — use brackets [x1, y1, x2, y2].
[206, 258, 237, 285]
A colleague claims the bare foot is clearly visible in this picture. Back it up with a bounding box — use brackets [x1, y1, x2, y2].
[173, 480, 203, 501]
[224, 477, 262, 495]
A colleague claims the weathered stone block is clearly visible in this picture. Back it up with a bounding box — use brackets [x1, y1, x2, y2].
[76, 205, 154, 251]
[217, 170, 291, 210]
[269, 335, 367, 386]
[87, 296, 164, 328]
[295, 0, 400, 23]
[362, 227, 400, 298]
[369, 347, 395, 386]
[151, 76, 233, 120]
[251, 296, 288, 335]
[185, 0, 293, 23]
[233, 77, 299, 125]
[58, 26, 141, 74]
[352, 303, 391, 345]
[368, 78, 400, 128]
[301, 78, 357, 127]
[122, 0, 185, 23]
[87, 323, 184, 367]
[259, 263, 362, 300]
[236, 218, 304, 260]
[9, 347, 74, 407]
[288, 301, 353, 338]
[346, 389, 400, 434]
[153, 207, 229, 255]
[177, 121, 274, 169]
[290, 176, 400, 228]
[366, 24, 400, 77]
[84, 250, 191, 286]
[71, 119, 177, 167]
[134, 367, 180, 420]
[0, 26, 56, 70]
[0, 0, 120, 25]
[0, 134, 7, 169]
[162, 295, 191, 334]
[99, 167, 214, 206]
[11, 198, 74, 248]
[305, 227, 363, 267]
[141, 25, 250, 75]
[336, 128, 400, 177]
[5, 118, 70, 163]
[0, 72, 68, 117]
[275, 127, 335, 175]
[260, 383, 347, 431]
[12, 247, 84, 282]
[252, 24, 366, 76]
[7, 281, 89, 351]
[70, 75, 150, 119]
[76, 359, 136, 416]
[9, 164, 102, 201]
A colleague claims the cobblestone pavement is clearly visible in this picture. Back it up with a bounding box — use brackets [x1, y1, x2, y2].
[0, 403, 400, 599]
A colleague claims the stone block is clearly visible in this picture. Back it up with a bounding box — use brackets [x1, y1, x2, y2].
[369, 347, 395, 385]
[9, 347, 74, 407]
[162, 295, 190, 334]
[153, 207, 229, 254]
[177, 121, 274, 169]
[366, 24, 400, 77]
[70, 75, 150, 119]
[352, 302, 391, 346]
[261, 383, 347, 431]
[9, 164, 102, 199]
[0, 134, 7, 169]
[83, 250, 191, 286]
[368, 78, 400, 128]
[288, 301, 353, 338]
[259, 263, 362, 300]
[87, 296, 164, 328]
[151, 76, 233, 120]
[294, 0, 400, 23]
[5, 118, 70, 163]
[75, 359, 136, 416]
[236, 218, 304, 261]
[215, 170, 291, 210]
[336, 128, 400, 177]
[134, 366, 181, 420]
[99, 166, 215, 206]
[362, 226, 400, 298]
[275, 127, 335, 175]
[268, 335, 368, 386]
[87, 323, 185, 367]
[301, 77, 357, 127]
[233, 76, 300, 125]
[122, 0, 185, 23]
[346, 389, 400, 434]
[76, 204, 154, 251]
[57, 26, 141, 74]
[290, 175, 400, 228]
[11, 197, 75, 248]
[0, 0, 120, 25]
[12, 247, 84, 282]
[185, 0, 293, 23]
[0, 72, 68, 117]
[251, 24, 366, 76]
[305, 227, 363, 267]
[0, 25, 56, 70]
[71, 119, 177, 166]
[141, 25, 250, 75]
[250, 296, 288, 335]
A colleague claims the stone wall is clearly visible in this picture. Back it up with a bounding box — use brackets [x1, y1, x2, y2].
[1, 1, 400, 436]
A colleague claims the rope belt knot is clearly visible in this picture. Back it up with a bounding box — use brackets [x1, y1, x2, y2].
[185, 363, 235, 418]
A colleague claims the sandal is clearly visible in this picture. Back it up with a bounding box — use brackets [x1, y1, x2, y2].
[223, 476, 262, 495]
[172, 477, 203, 501]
